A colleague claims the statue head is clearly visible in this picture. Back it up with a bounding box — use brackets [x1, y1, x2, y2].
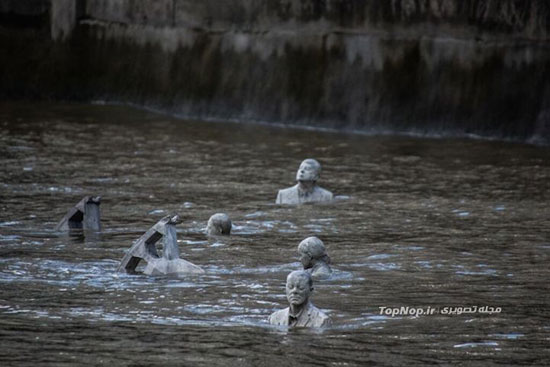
[298, 236, 330, 269]
[296, 159, 321, 182]
[206, 213, 232, 235]
[285, 270, 313, 307]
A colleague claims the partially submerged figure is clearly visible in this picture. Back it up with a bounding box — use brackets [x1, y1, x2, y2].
[298, 236, 332, 280]
[276, 159, 333, 205]
[117, 214, 204, 275]
[55, 196, 101, 231]
[269, 270, 332, 328]
[206, 213, 232, 236]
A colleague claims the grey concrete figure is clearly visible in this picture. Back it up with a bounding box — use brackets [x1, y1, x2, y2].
[54, 196, 101, 231]
[298, 236, 332, 280]
[117, 214, 204, 275]
[276, 159, 333, 205]
[269, 270, 332, 328]
[206, 213, 232, 236]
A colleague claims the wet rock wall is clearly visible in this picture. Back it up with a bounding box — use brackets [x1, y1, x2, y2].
[1, 0, 550, 143]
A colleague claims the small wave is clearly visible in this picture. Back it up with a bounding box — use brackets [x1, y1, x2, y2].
[244, 211, 266, 218]
[454, 341, 499, 348]
[148, 209, 166, 215]
[223, 263, 299, 275]
[368, 262, 401, 271]
[0, 234, 21, 241]
[489, 333, 524, 340]
[0, 221, 21, 227]
[367, 254, 395, 260]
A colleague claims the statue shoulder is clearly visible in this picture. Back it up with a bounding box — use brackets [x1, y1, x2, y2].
[279, 185, 298, 195]
[315, 186, 333, 200]
[276, 185, 299, 204]
[311, 264, 332, 280]
[269, 308, 289, 325]
[308, 304, 332, 327]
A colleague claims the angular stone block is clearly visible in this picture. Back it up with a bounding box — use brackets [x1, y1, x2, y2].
[54, 196, 101, 231]
[117, 214, 204, 275]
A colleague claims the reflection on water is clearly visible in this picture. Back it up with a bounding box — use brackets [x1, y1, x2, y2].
[0, 102, 549, 365]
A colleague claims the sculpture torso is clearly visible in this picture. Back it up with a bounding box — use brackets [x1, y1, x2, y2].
[269, 302, 332, 327]
[276, 184, 333, 205]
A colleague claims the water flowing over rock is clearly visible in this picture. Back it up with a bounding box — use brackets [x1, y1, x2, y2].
[1, 0, 549, 143]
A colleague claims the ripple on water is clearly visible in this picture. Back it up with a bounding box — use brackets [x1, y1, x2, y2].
[233, 219, 299, 234]
[348, 254, 401, 271]
[403, 245, 424, 251]
[183, 304, 229, 315]
[302, 224, 324, 232]
[490, 333, 524, 340]
[0, 259, 143, 290]
[180, 239, 208, 245]
[165, 281, 200, 288]
[454, 341, 499, 348]
[415, 261, 432, 269]
[454, 264, 498, 276]
[244, 211, 266, 218]
[367, 254, 396, 260]
[0, 234, 21, 241]
[367, 262, 401, 271]
[148, 209, 165, 215]
[228, 263, 298, 275]
[0, 221, 21, 227]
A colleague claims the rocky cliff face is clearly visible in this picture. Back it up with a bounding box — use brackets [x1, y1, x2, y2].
[1, 0, 549, 143]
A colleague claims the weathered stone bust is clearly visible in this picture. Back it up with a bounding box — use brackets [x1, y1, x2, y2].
[55, 196, 101, 231]
[298, 236, 332, 280]
[206, 213, 232, 236]
[276, 159, 333, 205]
[268, 270, 332, 328]
[117, 215, 204, 275]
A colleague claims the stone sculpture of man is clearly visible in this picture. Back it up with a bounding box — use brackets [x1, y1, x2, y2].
[268, 270, 332, 328]
[206, 213, 232, 236]
[276, 159, 333, 205]
[298, 236, 332, 280]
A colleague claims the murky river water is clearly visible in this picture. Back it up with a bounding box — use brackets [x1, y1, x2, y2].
[0, 102, 549, 366]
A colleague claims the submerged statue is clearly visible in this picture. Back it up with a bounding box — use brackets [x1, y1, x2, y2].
[206, 213, 232, 236]
[117, 214, 204, 275]
[276, 159, 333, 205]
[298, 236, 332, 280]
[268, 270, 332, 328]
[55, 196, 101, 231]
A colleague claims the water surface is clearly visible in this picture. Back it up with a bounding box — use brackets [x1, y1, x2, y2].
[0, 102, 549, 366]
